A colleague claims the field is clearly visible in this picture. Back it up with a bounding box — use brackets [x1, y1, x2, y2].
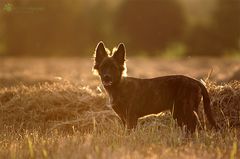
[0, 57, 240, 159]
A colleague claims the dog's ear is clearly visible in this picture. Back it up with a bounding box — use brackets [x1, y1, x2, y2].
[94, 41, 108, 70]
[113, 43, 126, 66]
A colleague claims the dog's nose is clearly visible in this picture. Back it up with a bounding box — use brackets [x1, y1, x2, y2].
[103, 75, 112, 81]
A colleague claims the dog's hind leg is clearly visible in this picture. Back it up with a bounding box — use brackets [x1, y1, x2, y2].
[172, 101, 185, 128]
[185, 89, 202, 133]
[185, 109, 197, 133]
[173, 99, 197, 133]
[183, 95, 201, 133]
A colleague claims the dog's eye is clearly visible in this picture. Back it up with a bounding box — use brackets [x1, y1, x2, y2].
[101, 64, 109, 70]
[101, 64, 117, 70]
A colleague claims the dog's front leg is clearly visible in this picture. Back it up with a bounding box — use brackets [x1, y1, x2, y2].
[126, 114, 138, 130]
[118, 115, 126, 128]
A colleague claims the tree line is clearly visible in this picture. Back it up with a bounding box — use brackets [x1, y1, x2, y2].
[0, 0, 239, 56]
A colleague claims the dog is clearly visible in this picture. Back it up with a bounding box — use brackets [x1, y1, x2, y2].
[93, 41, 219, 132]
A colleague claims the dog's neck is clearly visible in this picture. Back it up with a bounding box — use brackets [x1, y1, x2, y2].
[104, 82, 120, 95]
[103, 77, 124, 97]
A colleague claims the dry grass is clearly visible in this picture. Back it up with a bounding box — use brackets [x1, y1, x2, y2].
[0, 80, 118, 132]
[0, 57, 240, 159]
[207, 80, 240, 128]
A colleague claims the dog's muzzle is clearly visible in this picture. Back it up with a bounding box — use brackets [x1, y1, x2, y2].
[102, 75, 113, 86]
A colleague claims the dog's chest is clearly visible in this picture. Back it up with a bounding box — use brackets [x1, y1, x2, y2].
[107, 95, 114, 108]
[108, 93, 121, 108]
[108, 94, 120, 108]
[108, 93, 127, 114]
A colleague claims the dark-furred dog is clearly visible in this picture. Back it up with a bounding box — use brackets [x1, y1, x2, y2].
[93, 42, 218, 132]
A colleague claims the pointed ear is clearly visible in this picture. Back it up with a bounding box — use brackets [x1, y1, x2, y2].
[113, 43, 126, 66]
[94, 41, 108, 70]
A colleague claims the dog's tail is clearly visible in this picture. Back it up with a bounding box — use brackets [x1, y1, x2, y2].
[199, 82, 219, 130]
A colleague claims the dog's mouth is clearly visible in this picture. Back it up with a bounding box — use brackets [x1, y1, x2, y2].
[102, 80, 113, 87]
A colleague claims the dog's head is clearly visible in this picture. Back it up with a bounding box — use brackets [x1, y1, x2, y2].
[93, 41, 126, 88]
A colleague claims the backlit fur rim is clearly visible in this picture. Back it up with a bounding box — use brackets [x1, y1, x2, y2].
[92, 46, 127, 77]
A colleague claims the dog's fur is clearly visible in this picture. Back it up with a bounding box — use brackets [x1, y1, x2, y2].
[93, 42, 218, 132]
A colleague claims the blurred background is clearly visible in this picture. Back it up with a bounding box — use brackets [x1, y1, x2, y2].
[0, 0, 239, 57]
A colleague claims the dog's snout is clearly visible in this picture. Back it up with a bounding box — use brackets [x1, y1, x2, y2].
[103, 75, 112, 81]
